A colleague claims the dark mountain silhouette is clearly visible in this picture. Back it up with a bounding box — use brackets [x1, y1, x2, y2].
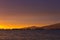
[20, 23, 60, 30]
[0, 23, 60, 30]
[42, 23, 60, 30]
[19, 26, 42, 30]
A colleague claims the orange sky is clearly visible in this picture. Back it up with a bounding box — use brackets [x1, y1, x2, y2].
[0, 0, 60, 29]
[0, 22, 57, 29]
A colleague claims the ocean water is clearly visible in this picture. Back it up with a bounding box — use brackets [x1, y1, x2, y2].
[0, 30, 60, 40]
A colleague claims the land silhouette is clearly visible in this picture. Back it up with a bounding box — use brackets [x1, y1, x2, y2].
[23, 23, 60, 30]
[0, 23, 60, 30]
[12, 23, 60, 30]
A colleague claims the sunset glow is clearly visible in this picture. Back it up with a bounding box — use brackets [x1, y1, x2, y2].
[0, 0, 60, 29]
[0, 23, 49, 29]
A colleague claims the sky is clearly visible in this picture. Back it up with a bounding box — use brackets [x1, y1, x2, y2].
[0, 0, 60, 29]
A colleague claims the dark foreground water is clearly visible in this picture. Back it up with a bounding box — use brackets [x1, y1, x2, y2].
[0, 30, 60, 40]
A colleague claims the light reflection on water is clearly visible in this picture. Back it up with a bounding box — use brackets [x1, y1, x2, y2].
[0, 30, 60, 40]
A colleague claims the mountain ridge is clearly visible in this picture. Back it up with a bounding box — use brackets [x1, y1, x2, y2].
[0, 23, 60, 30]
[21, 23, 60, 30]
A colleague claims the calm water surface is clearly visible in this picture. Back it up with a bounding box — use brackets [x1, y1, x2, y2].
[0, 30, 60, 40]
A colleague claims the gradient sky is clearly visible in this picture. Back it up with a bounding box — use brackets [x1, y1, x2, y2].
[0, 0, 60, 29]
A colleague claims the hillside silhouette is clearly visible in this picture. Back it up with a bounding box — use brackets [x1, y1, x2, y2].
[42, 23, 60, 30]
[0, 23, 60, 30]
[20, 23, 60, 30]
